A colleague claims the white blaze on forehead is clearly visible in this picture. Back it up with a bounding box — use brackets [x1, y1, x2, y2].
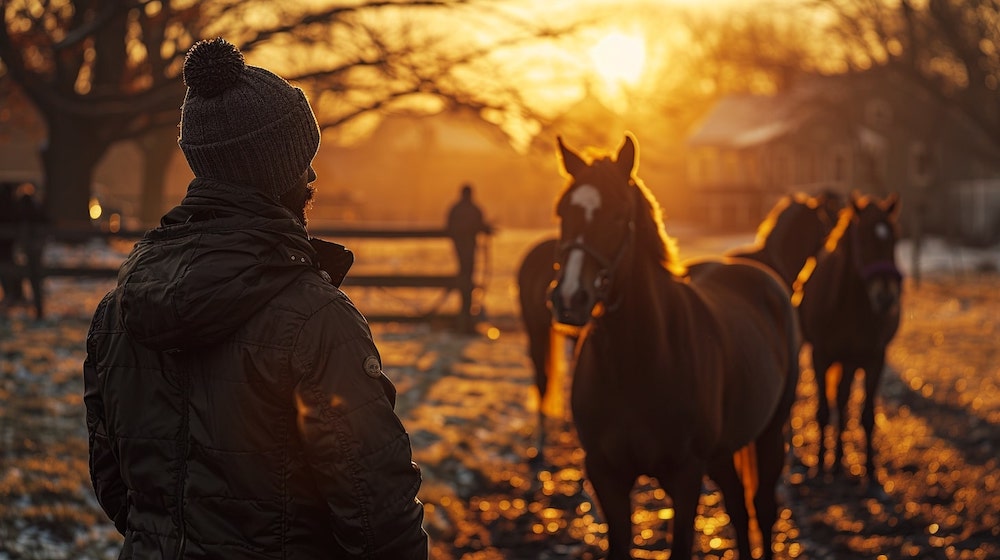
[560, 235, 586, 307]
[570, 184, 602, 223]
[875, 222, 890, 240]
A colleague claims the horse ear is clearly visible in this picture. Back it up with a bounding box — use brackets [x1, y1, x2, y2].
[850, 190, 864, 213]
[557, 136, 587, 178]
[884, 192, 901, 217]
[616, 132, 638, 177]
[796, 192, 817, 209]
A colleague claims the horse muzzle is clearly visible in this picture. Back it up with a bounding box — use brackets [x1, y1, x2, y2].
[866, 273, 902, 315]
[549, 282, 596, 327]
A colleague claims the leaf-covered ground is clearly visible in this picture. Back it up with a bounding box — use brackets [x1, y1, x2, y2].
[0, 230, 997, 559]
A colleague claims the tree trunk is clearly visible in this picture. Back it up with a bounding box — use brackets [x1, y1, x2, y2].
[40, 114, 111, 227]
[138, 126, 180, 227]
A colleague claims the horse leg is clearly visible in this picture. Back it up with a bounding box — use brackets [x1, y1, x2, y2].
[707, 460, 752, 560]
[528, 324, 549, 462]
[752, 423, 787, 560]
[861, 353, 886, 483]
[584, 457, 634, 560]
[833, 363, 856, 475]
[811, 352, 834, 474]
[533, 349, 547, 466]
[659, 462, 705, 560]
[531, 406, 546, 468]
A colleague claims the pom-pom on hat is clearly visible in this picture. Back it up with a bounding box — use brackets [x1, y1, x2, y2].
[178, 37, 320, 200]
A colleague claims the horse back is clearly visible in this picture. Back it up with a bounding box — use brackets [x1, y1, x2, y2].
[686, 257, 800, 453]
[517, 238, 557, 306]
[517, 238, 558, 333]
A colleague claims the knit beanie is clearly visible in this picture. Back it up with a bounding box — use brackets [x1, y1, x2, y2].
[178, 37, 321, 200]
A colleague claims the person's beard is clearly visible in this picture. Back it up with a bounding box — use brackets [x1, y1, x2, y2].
[280, 184, 316, 227]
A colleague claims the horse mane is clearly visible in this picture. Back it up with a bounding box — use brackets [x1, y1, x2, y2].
[559, 139, 685, 276]
[628, 172, 686, 276]
[754, 193, 819, 247]
[753, 195, 794, 246]
[822, 204, 854, 254]
[823, 190, 885, 254]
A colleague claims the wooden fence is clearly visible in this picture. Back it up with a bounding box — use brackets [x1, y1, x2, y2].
[0, 225, 480, 325]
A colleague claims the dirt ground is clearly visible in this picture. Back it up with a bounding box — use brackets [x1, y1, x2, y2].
[0, 229, 997, 560]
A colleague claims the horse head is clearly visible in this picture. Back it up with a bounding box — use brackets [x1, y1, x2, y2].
[814, 188, 846, 227]
[847, 191, 903, 315]
[548, 133, 640, 327]
[762, 192, 844, 288]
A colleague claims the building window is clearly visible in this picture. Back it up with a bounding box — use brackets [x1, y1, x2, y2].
[804, 152, 817, 184]
[724, 151, 739, 185]
[830, 145, 851, 183]
[833, 154, 846, 181]
[775, 152, 790, 188]
[865, 99, 893, 129]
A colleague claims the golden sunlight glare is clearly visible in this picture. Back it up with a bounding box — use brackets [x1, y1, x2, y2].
[89, 197, 102, 221]
[588, 32, 646, 86]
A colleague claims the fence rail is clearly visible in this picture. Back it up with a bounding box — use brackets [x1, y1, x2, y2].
[0, 225, 478, 325]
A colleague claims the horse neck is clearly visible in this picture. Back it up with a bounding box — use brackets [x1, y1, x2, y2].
[826, 221, 867, 300]
[597, 191, 684, 330]
[603, 240, 681, 330]
[763, 213, 816, 287]
[762, 236, 800, 287]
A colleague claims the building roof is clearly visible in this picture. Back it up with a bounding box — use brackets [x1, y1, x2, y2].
[685, 87, 838, 150]
[685, 73, 865, 150]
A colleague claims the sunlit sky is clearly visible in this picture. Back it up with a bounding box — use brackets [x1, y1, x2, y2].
[239, 0, 802, 149]
[589, 32, 646, 86]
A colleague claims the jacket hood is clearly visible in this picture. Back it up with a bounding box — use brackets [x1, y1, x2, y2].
[116, 179, 337, 352]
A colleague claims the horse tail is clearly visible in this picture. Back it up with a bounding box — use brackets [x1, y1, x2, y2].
[541, 327, 567, 418]
[824, 362, 844, 408]
[733, 442, 759, 517]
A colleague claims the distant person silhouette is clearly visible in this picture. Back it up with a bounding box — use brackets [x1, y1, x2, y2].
[0, 182, 23, 308]
[0, 181, 45, 318]
[445, 183, 494, 333]
[14, 182, 46, 319]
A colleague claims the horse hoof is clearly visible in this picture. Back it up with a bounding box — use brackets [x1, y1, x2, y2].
[865, 480, 890, 501]
[528, 453, 546, 469]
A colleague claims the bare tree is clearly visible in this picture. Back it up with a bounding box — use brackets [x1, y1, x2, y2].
[0, 0, 571, 226]
[802, 0, 1000, 149]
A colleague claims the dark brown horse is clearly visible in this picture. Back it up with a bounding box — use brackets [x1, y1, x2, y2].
[728, 191, 844, 290]
[517, 192, 842, 461]
[516, 236, 575, 455]
[548, 133, 800, 560]
[797, 192, 902, 483]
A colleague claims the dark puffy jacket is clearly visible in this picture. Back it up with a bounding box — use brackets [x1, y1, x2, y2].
[84, 179, 427, 559]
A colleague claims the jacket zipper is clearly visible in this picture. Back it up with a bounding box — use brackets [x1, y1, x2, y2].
[173, 354, 190, 560]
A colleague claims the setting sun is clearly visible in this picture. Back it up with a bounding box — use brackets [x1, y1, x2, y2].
[588, 32, 646, 86]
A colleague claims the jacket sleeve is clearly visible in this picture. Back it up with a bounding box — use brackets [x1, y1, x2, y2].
[293, 297, 428, 559]
[84, 293, 128, 535]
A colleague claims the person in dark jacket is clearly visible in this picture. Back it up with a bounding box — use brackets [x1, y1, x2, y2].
[444, 183, 493, 333]
[0, 182, 23, 307]
[83, 37, 428, 559]
[0, 181, 46, 318]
